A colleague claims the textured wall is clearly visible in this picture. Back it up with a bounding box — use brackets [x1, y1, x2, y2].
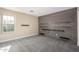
[0, 8, 38, 42]
[39, 8, 77, 42]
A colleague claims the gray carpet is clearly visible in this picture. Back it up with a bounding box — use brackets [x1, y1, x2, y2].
[0, 35, 79, 52]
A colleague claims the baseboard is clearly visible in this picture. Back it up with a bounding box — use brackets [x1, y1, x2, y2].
[0, 33, 38, 43]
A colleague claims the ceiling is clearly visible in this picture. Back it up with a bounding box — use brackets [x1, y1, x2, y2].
[3, 7, 74, 17]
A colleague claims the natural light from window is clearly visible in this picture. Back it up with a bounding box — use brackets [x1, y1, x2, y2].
[0, 45, 11, 52]
[3, 15, 15, 32]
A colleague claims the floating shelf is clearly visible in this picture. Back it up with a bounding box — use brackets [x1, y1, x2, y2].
[41, 29, 65, 32]
[21, 24, 30, 26]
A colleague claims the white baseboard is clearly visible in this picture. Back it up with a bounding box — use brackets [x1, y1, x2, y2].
[0, 33, 38, 43]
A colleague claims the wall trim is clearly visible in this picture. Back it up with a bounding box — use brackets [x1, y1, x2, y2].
[77, 9, 79, 46]
[0, 33, 38, 43]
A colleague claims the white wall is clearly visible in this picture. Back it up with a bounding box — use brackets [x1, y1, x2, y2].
[77, 8, 79, 46]
[0, 8, 38, 42]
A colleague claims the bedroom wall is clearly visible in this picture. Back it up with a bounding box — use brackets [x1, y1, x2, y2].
[0, 8, 38, 42]
[39, 8, 77, 42]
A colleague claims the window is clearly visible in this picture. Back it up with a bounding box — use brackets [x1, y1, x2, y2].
[3, 15, 15, 32]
